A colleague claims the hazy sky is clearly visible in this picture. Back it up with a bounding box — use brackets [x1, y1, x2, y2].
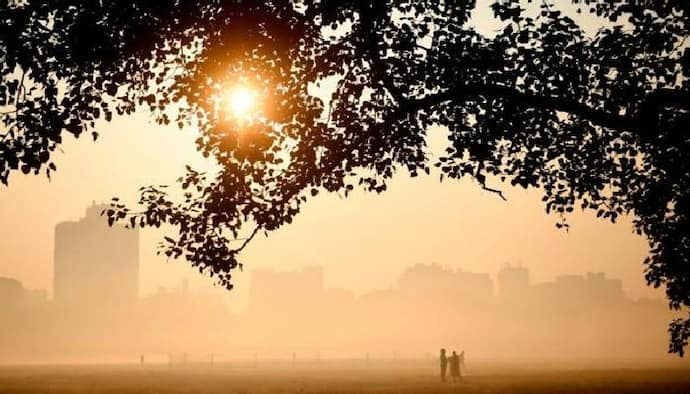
[0, 2, 658, 313]
[0, 112, 657, 313]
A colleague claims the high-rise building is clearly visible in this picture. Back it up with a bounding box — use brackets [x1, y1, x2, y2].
[53, 203, 139, 308]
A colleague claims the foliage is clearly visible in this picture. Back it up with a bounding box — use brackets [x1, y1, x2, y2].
[1, 0, 689, 355]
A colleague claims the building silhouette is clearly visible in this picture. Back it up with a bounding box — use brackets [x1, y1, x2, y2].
[0, 200, 675, 361]
[248, 266, 324, 315]
[398, 263, 493, 303]
[0, 276, 47, 307]
[497, 264, 530, 299]
[53, 202, 139, 308]
[0, 277, 25, 305]
[0, 255, 679, 361]
[532, 271, 624, 308]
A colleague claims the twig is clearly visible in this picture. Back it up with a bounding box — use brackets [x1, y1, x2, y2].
[234, 225, 261, 252]
[326, 67, 353, 127]
[481, 184, 507, 201]
[15, 70, 25, 108]
[673, 34, 689, 53]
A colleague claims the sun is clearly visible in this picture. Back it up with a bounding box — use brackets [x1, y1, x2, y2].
[225, 87, 257, 119]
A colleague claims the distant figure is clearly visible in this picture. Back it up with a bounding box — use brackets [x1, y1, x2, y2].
[140, 354, 144, 366]
[449, 351, 461, 382]
[439, 348, 448, 382]
[459, 350, 466, 379]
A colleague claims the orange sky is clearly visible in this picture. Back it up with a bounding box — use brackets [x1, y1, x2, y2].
[0, 3, 658, 313]
[0, 111, 658, 313]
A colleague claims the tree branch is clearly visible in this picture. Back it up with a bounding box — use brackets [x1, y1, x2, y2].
[234, 225, 261, 253]
[349, 0, 689, 138]
[481, 184, 507, 201]
[15, 70, 25, 108]
[403, 83, 690, 138]
[357, 1, 406, 104]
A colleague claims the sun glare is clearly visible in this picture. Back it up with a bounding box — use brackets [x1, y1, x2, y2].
[225, 87, 257, 120]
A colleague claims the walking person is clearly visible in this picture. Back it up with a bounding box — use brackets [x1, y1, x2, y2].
[449, 351, 461, 382]
[458, 350, 466, 381]
[439, 348, 448, 382]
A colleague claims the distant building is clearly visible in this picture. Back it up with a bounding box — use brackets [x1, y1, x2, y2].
[248, 266, 324, 315]
[0, 277, 47, 306]
[497, 264, 530, 299]
[545, 272, 623, 303]
[583, 272, 624, 301]
[455, 269, 494, 301]
[528, 271, 625, 309]
[398, 263, 493, 302]
[53, 203, 139, 308]
[26, 288, 47, 304]
[0, 277, 24, 305]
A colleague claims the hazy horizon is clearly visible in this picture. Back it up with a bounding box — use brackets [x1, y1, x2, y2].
[0, 117, 658, 314]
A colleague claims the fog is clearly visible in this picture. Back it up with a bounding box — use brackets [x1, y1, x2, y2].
[0, 204, 686, 367]
[0, 4, 667, 368]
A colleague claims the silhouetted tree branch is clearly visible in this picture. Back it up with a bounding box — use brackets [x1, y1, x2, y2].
[404, 84, 690, 138]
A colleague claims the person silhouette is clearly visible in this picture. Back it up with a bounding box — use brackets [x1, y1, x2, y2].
[449, 351, 461, 382]
[458, 350, 466, 380]
[439, 348, 448, 382]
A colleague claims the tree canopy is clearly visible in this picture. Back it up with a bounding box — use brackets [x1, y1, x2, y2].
[1, 0, 689, 355]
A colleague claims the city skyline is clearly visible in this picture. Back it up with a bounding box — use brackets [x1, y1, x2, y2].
[0, 168, 656, 314]
[0, 200, 661, 312]
[0, 200, 684, 365]
[0, 258, 679, 362]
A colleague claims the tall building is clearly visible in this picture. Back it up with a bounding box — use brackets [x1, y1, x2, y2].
[53, 203, 139, 308]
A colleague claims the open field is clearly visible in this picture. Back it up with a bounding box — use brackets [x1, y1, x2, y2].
[1, 362, 690, 394]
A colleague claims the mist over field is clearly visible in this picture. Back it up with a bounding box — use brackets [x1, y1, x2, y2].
[1, 207, 686, 366]
[2, 363, 690, 394]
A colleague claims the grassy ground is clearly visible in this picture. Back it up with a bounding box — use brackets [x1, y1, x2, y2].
[1, 363, 689, 394]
